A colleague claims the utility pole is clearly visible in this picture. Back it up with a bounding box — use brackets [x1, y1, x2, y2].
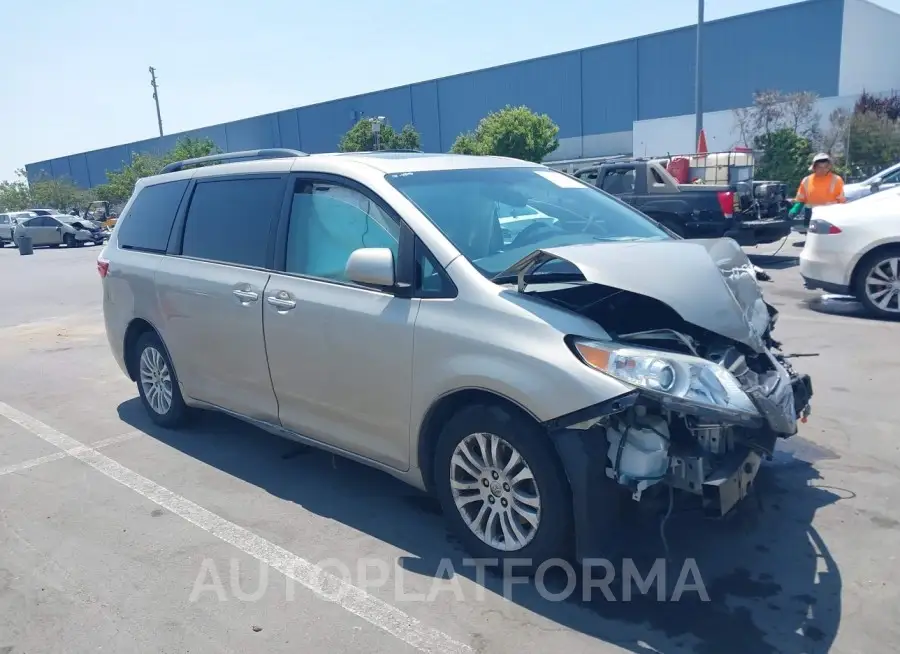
[370, 116, 386, 151]
[149, 66, 164, 137]
[694, 0, 704, 149]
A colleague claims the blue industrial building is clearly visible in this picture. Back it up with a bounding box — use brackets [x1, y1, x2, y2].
[25, 0, 900, 187]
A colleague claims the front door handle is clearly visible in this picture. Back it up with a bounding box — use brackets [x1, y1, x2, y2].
[233, 289, 259, 302]
[266, 295, 296, 310]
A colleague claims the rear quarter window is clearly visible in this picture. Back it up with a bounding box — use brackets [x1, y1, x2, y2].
[116, 180, 189, 252]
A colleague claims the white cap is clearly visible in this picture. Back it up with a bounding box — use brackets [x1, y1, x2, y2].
[810, 152, 832, 171]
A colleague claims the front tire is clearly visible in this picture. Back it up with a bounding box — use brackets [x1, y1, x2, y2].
[433, 403, 572, 568]
[63, 234, 76, 248]
[134, 331, 190, 428]
[854, 247, 900, 319]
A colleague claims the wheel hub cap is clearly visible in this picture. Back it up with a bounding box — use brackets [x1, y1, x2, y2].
[449, 432, 541, 552]
[865, 257, 900, 313]
[139, 346, 174, 415]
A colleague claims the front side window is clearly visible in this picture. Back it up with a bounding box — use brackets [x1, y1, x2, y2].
[117, 180, 189, 253]
[181, 177, 284, 267]
[0, 215, 8, 225]
[285, 181, 400, 281]
[600, 168, 636, 194]
[386, 167, 669, 278]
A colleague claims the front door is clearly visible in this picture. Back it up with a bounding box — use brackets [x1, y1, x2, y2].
[25, 216, 58, 245]
[155, 175, 287, 423]
[263, 176, 417, 470]
[44, 217, 65, 245]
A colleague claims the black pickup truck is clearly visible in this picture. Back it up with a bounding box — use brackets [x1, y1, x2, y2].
[573, 160, 792, 246]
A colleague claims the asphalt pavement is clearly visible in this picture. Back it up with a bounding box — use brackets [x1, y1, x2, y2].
[1, 237, 899, 654]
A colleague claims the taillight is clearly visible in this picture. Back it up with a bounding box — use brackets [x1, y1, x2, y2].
[717, 191, 735, 218]
[808, 219, 842, 235]
[97, 256, 109, 278]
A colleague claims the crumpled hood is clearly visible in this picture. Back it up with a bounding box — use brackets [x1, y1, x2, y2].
[498, 238, 772, 352]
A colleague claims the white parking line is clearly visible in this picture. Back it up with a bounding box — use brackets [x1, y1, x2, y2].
[0, 431, 141, 477]
[0, 401, 473, 654]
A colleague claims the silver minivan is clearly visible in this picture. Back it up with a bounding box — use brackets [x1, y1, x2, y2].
[100, 149, 813, 564]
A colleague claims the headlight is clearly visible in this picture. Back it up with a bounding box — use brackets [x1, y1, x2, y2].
[572, 339, 760, 420]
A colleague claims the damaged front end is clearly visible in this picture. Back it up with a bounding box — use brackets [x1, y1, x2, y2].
[501, 238, 814, 559]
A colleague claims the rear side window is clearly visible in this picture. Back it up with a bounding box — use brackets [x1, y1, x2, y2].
[0, 215, 8, 225]
[117, 180, 189, 252]
[181, 177, 284, 268]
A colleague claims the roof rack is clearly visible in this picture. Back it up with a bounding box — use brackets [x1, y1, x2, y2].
[340, 149, 425, 154]
[159, 148, 309, 174]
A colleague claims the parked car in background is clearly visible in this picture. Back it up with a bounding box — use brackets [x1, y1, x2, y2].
[844, 161, 900, 202]
[13, 213, 108, 248]
[100, 148, 812, 565]
[0, 211, 36, 247]
[800, 186, 900, 317]
[573, 159, 791, 245]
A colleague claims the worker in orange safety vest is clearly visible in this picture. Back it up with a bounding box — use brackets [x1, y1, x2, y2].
[789, 152, 846, 229]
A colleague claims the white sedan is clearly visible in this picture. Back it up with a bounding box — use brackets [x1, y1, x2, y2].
[800, 186, 900, 318]
[844, 162, 900, 202]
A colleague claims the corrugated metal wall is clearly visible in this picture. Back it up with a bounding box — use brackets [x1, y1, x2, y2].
[26, 0, 845, 187]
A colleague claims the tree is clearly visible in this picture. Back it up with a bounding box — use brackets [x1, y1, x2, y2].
[29, 176, 89, 210]
[854, 90, 900, 121]
[338, 119, 421, 152]
[846, 111, 900, 175]
[450, 105, 559, 163]
[0, 168, 88, 211]
[753, 128, 813, 191]
[733, 90, 821, 146]
[0, 169, 32, 211]
[818, 107, 851, 156]
[97, 137, 221, 204]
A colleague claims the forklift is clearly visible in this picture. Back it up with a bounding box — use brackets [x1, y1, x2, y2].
[84, 201, 121, 229]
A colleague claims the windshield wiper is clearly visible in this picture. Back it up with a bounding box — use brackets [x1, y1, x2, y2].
[492, 270, 585, 287]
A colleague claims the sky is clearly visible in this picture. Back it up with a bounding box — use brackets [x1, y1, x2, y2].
[3, 0, 899, 181]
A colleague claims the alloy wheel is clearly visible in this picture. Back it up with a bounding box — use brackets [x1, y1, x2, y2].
[864, 256, 900, 314]
[449, 432, 541, 552]
[139, 346, 174, 415]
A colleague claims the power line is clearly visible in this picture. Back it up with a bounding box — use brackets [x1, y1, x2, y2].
[149, 66, 164, 138]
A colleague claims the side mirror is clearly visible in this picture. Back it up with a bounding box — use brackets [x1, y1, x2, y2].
[345, 248, 396, 287]
[871, 179, 882, 191]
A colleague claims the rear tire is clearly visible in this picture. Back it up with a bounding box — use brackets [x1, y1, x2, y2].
[133, 331, 191, 428]
[433, 403, 573, 569]
[854, 246, 900, 319]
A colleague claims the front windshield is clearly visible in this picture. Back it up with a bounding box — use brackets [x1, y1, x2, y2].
[386, 166, 669, 277]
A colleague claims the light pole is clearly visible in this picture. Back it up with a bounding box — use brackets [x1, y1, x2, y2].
[694, 0, 705, 149]
[370, 116, 386, 150]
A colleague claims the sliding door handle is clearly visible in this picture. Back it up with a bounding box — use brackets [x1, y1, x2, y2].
[266, 296, 296, 310]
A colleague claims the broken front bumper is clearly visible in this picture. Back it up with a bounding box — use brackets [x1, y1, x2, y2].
[548, 367, 813, 562]
[670, 446, 763, 517]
